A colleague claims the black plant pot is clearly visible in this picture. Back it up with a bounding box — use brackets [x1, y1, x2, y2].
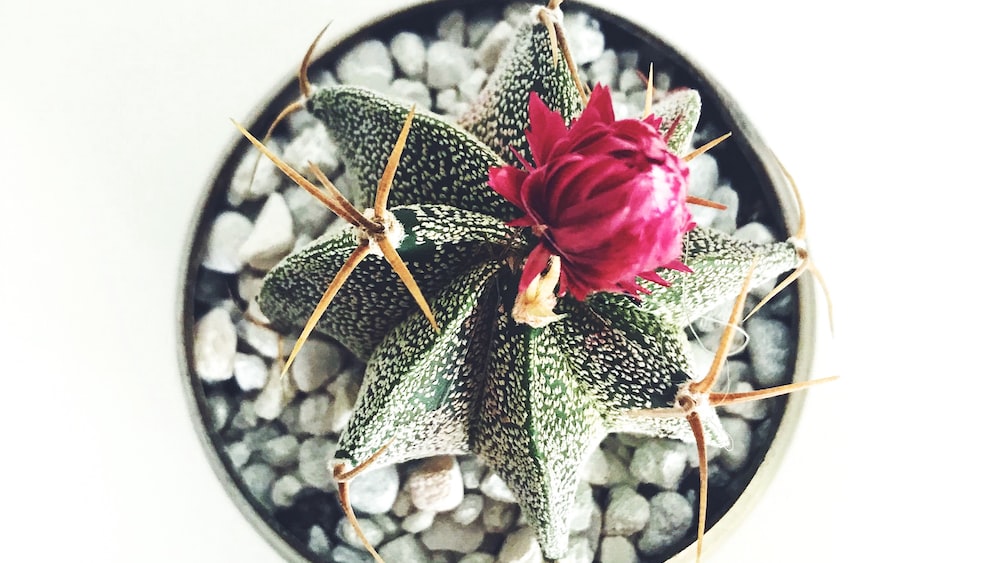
[178, 1, 817, 561]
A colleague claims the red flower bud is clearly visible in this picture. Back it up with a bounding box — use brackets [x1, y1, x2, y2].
[489, 85, 693, 300]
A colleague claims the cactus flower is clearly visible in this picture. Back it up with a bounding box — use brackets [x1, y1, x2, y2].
[489, 84, 694, 300]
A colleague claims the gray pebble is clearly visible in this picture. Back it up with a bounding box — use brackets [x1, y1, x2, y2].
[298, 437, 339, 491]
[193, 307, 237, 383]
[426, 41, 475, 90]
[390, 32, 426, 79]
[230, 399, 258, 432]
[603, 485, 650, 536]
[560, 535, 595, 563]
[253, 363, 295, 420]
[202, 211, 252, 274]
[225, 442, 251, 469]
[421, 516, 485, 553]
[458, 554, 495, 563]
[475, 20, 514, 72]
[370, 513, 400, 536]
[720, 380, 769, 421]
[637, 491, 693, 556]
[496, 526, 542, 563]
[271, 474, 303, 507]
[709, 185, 740, 235]
[381, 534, 432, 563]
[451, 494, 485, 526]
[337, 39, 394, 92]
[629, 439, 688, 490]
[437, 10, 466, 44]
[719, 417, 752, 472]
[205, 394, 231, 432]
[241, 463, 276, 504]
[308, 524, 332, 556]
[466, 16, 497, 48]
[746, 317, 792, 387]
[233, 352, 267, 392]
[330, 545, 373, 563]
[298, 393, 332, 436]
[291, 339, 343, 392]
[482, 497, 519, 533]
[261, 435, 299, 468]
[351, 464, 400, 514]
[337, 517, 385, 550]
[459, 456, 485, 489]
[283, 185, 332, 237]
[599, 536, 637, 563]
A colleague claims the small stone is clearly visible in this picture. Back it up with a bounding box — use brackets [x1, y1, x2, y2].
[459, 554, 495, 563]
[337, 517, 385, 550]
[466, 16, 496, 48]
[581, 448, 610, 486]
[562, 12, 604, 65]
[241, 463, 276, 504]
[734, 221, 776, 244]
[421, 517, 485, 553]
[721, 380, 769, 421]
[228, 145, 282, 206]
[231, 399, 258, 431]
[381, 534, 432, 563]
[298, 394, 332, 436]
[237, 319, 280, 358]
[437, 10, 466, 44]
[193, 307, 237, 383]
[350, 465, 400, 514]
[330, 545, 372, 563]
[435, 88, 466, 116]
[719, 417, 752, 472]
[389, 78, 433, 110]
[497, 526, 542, 563]
[560, 535, 594, 563]
[202, 211, 252, 273]
[390, 32, 426, 78]
[402, 509, 436, 533]
[281, 123, 340, 180]
[568, 485, 597, 533]
[291, 339, 343, 392]
[746, 317, 792, 387]
[233, 352, 268, 391]
[336, 39, 394, 92]
[687, 152, 719, 200]
[589, 49, 619, 89]
[503, 3, 533, 25]
[261, 435, 299, 468]
[243, 425, 280, 451]
[482, 497, 519, 534]
[391, 487, 413, 518]
[709, 185, 740, 234]
[328, 372, 359, 433]
[459, 456, 485, 489]
[298, 437, 339, 491]
[603, 485, 650, 536]
[408, 455, 465, 512]
[637, 491, 694, 556]
[284, 185, 332, 238]
[225, 442, 251, 469]
[458, 68, 489, 102]
[599, 536, 637, 563]
[450, 494, 484, 526]
[426, 41, 474, 90]
[629, 439, 688, 490]
[239, 192, 295, 271]
[480, 471, 517, 503]
[308, 524, 332, 556]
[271, 474, 303, 507]
[205, 394, 231, 432]
[475, 20, 514, 72]
[370, 513, 400, 536]
[254, 363, 295, 420]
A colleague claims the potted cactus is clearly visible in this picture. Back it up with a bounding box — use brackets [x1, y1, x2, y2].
[181, 1, 830, 561]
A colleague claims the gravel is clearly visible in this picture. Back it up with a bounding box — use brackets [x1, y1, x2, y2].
[189, 4, 801, 562]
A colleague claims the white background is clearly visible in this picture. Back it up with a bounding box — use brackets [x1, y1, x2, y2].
[1, 1, 996, 561]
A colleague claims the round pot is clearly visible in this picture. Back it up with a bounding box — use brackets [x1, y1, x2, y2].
[178, 1, 817, 561]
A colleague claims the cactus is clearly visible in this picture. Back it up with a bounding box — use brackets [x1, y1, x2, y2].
[235, 1, 829, 560]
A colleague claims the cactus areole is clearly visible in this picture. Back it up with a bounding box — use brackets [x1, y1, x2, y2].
[181, 1, 824, 561]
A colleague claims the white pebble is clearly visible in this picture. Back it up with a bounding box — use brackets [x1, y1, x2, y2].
[280, 123, 339, 180]
[233, 353, 267, 391]
[261, 435, 299, 468]
[291, 339, 343, 392]
[238, 192, 295, 271]
[390, 32, 426, 78]
[560, 536, 594, 563]
[637, 491, 693, 556]
[437, 10, 466, 44]
[458, 68, 489, 102]
[629, 439, 688, 490]
[407, 455, 465, 512]
[687, 152, 719, 200]
[389, 78, 433, 110]
[240, 463, 276, 503]
[202, 211, 252, 274]
[193, 307, 237, 383]
[603, 485, 650, 536]
[336, 39, 394, 92]
[225, 442, 251, 469]
[719, 417, 752, 472]
[497, 526, 542, 563]
[480, 471, 517, 503]
[284, 185, 332, 238]
[254, 363, 295, 420]
[271, 474, 303, 507]
[568, 485, 597, 533]
[426, 41, 475, 90]
[297, 437, 339, 490]
[298, 394, 332, 436]
[475, 20, 514, 72]
[402, 509, 436, 533]
[581, 447, 610, 486]
[746, 317, 792, 387]
[336, 517, 385, 550]
[709, 185, 740, 234]
[350, 464, 400, 514]
[589, 49, 619, 88]
[381, 534, 432, 563]
[562, 12, 604, 65]
[734, 221, 776, 244]
[308, 525, 332, 556]
[721, 380, 769, 421]
[236, 318, 279, 359]
[450, 494, 484, 526]
[421, 517, 485, 553]
[458, 554, 494, 563]
[599, 536, 638, 563]
[229, 146, 282, 206]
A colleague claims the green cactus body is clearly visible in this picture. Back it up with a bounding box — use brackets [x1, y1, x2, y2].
[257, 5, 802, 559]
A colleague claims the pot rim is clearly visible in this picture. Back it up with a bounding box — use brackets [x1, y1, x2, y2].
[176, 1, 818, 561]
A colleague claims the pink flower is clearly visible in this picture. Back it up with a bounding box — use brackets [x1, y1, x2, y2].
[489, 84, 694, 300]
